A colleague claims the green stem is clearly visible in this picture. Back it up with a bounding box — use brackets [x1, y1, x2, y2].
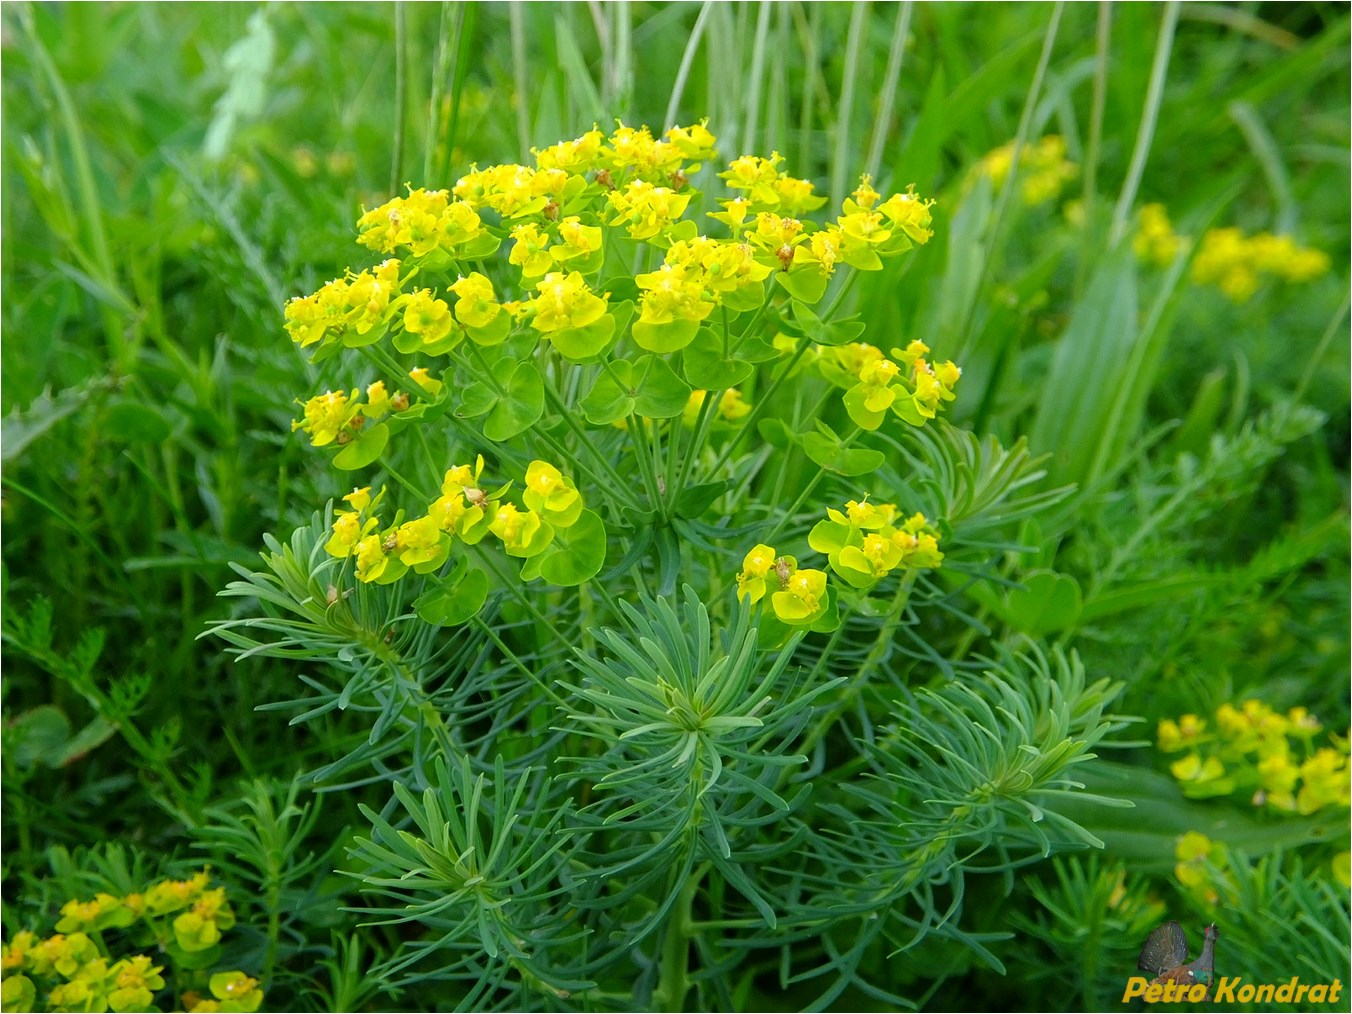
[797, 571, 917, 769]
[263, 867, 282, 988]
[390, 2, 407, 195]
[540, 377, 640, 499]
[469, 547, 570, 644]
[655, 866, 702, 1012]
[760, 426, 861, 546]
[1109, 2, 1180, 245]
[705, 335, 812, 478]
[471, 616, 573, 712]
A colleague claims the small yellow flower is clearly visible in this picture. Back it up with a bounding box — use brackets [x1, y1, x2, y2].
[719, 388, 751, 421]
[736, 544, 778, 604]
[523, 461, 582, 526]
[354, 534, 390, 583]
[509, 223, 553, 279]
[209, 971, 264, 1014]
[408, 367, 443, 395]
[403, 289, 456, 348]
[606, 180, 691, 240]
[449, 272, 503, 329]
[528, 271, 608, 333]
[772, 567, 828, 625]
[292, 389, 355, 447]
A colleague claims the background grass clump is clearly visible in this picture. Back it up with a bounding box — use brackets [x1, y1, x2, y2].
[2, 3, 1348, 1012]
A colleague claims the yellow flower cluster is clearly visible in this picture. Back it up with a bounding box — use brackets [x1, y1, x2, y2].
[1190, 227, 1330, 302]
[975, 135, 1078, 206]
[814, 340, 960, 431]
[809, 500, 943, 587]
[325, 457, 586, 584]
[736, 544, 829, 626]
[284, 259, 404, 349]
[1173, 831, 1228, 906]
[356, 187, 496, 263]
[0, 871, 262, 1014]
[1133, 203, 1184, 267]
[284, 121, 937, 374]
[1159, 700, 1348, 814]
[291, 380, 412, 447]
[736, 500, 942, 626]
[682, 389, 751, 427]
[280, 122, 951, 600]
[1134, 207, 1329, 302]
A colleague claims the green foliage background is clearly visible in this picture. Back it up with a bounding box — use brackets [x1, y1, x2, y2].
[2, 3, 1348, 1011]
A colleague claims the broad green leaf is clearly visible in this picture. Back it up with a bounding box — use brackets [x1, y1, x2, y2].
[757, 418, 797, 449]
[1003, 570, 1083, 637]
[166, 942, 222, 970]
[775, 269, 830, 304]
[466, 311, 511, 346]
[522, 509, 607, 586]
[674, 480, 730, 519]
[484, 361, 544, 441]
[789, 299, 868, 346]
[634, 355, 692, 418]
[457, 381, 498, 418]
[333, 422, 389, 470]
[9, 706, 71, 768]
[682, 327, 754, 390]
[633, 316, 699, 354]
[340, 321, 389, 348]
[415, 567, 489, 626]
[52, 717, 118, 766]
[842, 385, 887, 430]
[580, 360, 637, 425]
[550, 312, 617, 362]
[104, 400, 173, 443]
[738, 334, 783, 363]
[801, 424, 884, 476]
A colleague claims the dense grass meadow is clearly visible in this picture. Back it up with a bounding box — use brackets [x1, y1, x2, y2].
[2, 2, 1349, 1011]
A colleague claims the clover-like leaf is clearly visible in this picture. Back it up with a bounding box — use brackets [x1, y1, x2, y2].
[801, 422, 884, 476]
[333, 422, 390, 470]
[484, 361, 544, 441]
[775, 269, 830, 305]
[580, 360, 637, 425]
[551, 312, 618, 362]
[633, 355, 692, 418]
[415, 566, 490, 627]
[520, 509, 607, 586]
[633, 316, 699, 354]
[682, 327, 754, 390]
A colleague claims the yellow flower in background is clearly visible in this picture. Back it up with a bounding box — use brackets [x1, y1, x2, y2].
[1191, 226, 1328, 302]
[1162, 698, 1349, 816]
[1174, 831, 1226, 905]
[719, 388, 751, 420]
[1134, 203, 1183, 266]
[976, 135, 1078, 206]
[1157, 713, 1205, 752]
